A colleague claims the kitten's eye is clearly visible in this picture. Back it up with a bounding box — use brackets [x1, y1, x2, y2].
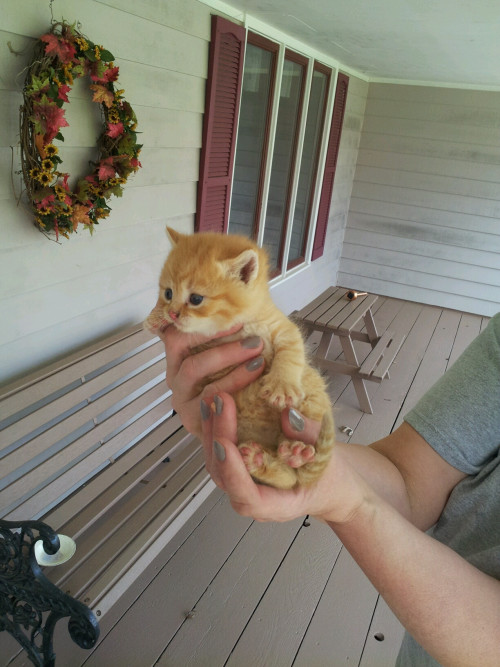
[164, 288, 173, 301]
[189, 293, 204, 306]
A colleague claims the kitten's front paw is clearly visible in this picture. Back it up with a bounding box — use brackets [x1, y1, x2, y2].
[278, 440, 315, 468]
[144, 303, 169, 332]
[260, 377, 305, 410]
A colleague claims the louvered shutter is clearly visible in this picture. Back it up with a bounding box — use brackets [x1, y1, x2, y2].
[311, 72, 349, 260]
[195, 16, 246, 233]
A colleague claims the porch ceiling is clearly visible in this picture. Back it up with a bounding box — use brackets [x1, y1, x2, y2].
[219, 0, 500, 88]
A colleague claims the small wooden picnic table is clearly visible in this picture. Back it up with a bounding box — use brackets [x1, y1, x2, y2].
[294, 286, 405, 413]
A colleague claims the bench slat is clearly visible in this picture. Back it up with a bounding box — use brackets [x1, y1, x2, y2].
[0, 340, 164, 446]
[59, 447, 205, 600]
[44, 414, 185, 532]
[358, 331, 405, 380]
[61, 424, 192, 542]
[315, 296, 350, 327]
[0, 326, 152, 416]
[294, 286, 338, 321]
[1, 357, 166, 472]
[371, 333, 406, 380]
[48, 436, 202, 591]
[336, 295, 379, 333]
[1, 386, 171, 518]
[83, 460, 209, 612]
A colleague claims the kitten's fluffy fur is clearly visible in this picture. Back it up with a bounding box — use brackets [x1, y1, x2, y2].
[145, 227, 334, 489]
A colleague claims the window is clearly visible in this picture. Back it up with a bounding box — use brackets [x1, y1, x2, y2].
[196, 16, 349, 277]
[229, 34, 278, 241]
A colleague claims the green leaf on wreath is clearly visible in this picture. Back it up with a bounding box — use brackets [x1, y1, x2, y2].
[72, 63, 85, 78]
[117, 134, 136, 156]
[100, 49, 115, 61]
[94, 60, 107, 79]
[27, 74, 50, 95]
[32, 119, 43, 135]
[106, 184, 123, 198]
[75, 179, 90, 203]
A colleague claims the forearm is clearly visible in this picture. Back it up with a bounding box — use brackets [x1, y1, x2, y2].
[336, 442, 412, 520]
[328, 486, 500, 667]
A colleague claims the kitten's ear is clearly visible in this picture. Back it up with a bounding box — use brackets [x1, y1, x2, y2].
[166, 226, 182, 245]
[223, 249, 259, 285]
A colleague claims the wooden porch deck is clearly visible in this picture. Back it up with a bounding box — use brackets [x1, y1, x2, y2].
[11, 294, 490, 667]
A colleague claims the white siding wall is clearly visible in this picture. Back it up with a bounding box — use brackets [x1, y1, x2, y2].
[272, 74, 368, 312]
[1, 0, 212, 385]
[340, 83, 500, 316]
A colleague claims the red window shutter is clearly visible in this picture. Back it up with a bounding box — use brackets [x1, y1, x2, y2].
[195, 16, 246, 233]
[311, 72, 349, 260]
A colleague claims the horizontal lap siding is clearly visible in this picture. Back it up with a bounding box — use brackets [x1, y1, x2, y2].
[340, 83, 500, 316]
[0, 0, 213, 385]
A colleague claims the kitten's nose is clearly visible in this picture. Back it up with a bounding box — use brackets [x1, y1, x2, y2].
[169, 310, 180, 321]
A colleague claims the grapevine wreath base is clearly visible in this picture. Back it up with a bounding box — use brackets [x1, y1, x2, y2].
[19, 21, 142, 240]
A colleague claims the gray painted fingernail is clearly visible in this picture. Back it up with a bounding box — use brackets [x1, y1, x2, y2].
[200, 400, 211, 421]
[213, 440, 226, 462]
[289, 408, 305, 432]
[246, 356, 264, 371]
[241, 336, 261, 348]
[214, 394, 223, 415]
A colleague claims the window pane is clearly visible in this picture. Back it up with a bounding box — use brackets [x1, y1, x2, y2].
[263, 57, 305, 272]
[228, 44, 273, 238]
[288, 69, 328, 266]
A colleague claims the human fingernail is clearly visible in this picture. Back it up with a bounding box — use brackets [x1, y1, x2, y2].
[200, 400, 211, 421]
[213, 394, 223, 415]
[213, 440, 226, 462]
[245, 356, 264, 371]
[241, 336, 261, 349]
[289, 408, 305, 432]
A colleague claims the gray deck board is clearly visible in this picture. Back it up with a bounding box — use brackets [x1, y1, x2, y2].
[4, 295, 490, 667]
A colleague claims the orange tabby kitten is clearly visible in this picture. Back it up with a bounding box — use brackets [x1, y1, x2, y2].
[145, 227, 334, 489]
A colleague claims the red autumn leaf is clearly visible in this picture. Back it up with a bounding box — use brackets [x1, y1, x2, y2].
[98, 156, 116, 181]
[32, 101, 69, 143]
[58, 84, 71, 103]
[91, 64, 120, 84]
[90, 84, 115, 109]
[106, 122, 125, 138]
[41, 33, 76, 64]
[103, 66, 119, 83]
[36, 193, 56, 208]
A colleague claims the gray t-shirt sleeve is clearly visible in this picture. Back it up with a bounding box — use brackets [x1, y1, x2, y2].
[404, 313, 500, 475]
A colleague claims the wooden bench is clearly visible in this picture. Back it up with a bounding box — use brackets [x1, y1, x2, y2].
[294, 286, 405, 413]
[0, 324, 214, 654]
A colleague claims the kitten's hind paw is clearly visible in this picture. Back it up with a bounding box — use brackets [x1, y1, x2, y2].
[278, 440, 315, 468]
[238, 442, 265, 474]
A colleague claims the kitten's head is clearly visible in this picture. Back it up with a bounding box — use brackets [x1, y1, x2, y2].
[146, 227, 270, 335]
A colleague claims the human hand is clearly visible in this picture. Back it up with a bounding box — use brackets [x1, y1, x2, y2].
[158, 324, 265, 439]
[200, 391, 368, 524]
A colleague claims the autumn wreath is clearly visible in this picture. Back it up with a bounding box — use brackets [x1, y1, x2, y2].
[19, 21, 142, 239]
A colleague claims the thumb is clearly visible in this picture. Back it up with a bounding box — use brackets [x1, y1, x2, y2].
[281, 408, 321, 445]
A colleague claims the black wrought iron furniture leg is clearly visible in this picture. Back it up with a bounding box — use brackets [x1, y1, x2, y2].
[0, 519, 100, 666]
